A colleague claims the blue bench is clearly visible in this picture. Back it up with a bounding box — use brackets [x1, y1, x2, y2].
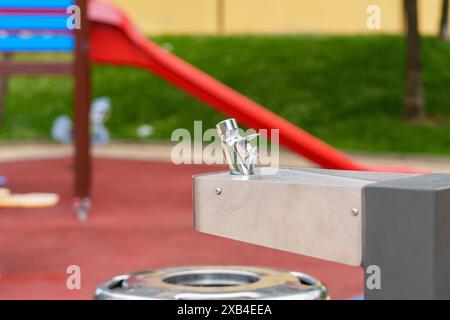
[0, 0, 75, 112]
[0, 0, 75, 52]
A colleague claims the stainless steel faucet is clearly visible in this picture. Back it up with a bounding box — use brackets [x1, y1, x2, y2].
[216, 119, 258, 175]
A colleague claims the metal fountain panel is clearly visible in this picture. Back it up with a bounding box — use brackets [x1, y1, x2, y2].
[193, 168, 414, 266]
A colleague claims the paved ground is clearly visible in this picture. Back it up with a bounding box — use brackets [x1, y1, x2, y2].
[1, 142, 450, 172]
[1, 143, 449, 300]
[0, 158, 361, 300]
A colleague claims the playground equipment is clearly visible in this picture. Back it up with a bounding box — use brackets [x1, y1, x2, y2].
[0, 0, 91, 217]
[0, 188, 59, 208]
[192, 119, 450, 299]
[87, 0, 367, 171]
[52, 96, 112, 145]
[0, 0, 414, 218]
[96, 266, 329, 300]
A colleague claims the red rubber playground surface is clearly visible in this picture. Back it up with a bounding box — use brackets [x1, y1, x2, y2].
[0, 158, 362, 299]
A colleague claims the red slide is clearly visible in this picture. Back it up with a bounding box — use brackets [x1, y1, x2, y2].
[87, 0, 386, 171]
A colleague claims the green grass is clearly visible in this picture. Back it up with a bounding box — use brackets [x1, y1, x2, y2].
[1, 35, 450, 154]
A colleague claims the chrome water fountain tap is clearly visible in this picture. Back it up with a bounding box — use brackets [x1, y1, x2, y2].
[216, 119, 259, 175]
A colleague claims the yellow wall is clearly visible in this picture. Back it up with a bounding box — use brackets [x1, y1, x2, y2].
[109, 0, 218, 34]
[109, 0, 444, 35]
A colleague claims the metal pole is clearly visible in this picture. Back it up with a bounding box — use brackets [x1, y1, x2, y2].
[364, 174, 450, 299]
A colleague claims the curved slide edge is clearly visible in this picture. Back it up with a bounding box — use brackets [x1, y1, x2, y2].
[87, 0, 413, 172]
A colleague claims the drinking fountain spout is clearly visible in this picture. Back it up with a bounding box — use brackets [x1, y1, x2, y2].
[216, 118, 258, 176]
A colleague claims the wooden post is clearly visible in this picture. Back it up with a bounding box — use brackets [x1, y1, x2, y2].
[0, 53, 12, 122]
[74, 0, 91, 205]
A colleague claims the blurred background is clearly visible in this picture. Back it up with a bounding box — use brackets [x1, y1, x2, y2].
[0, 0, 449, 300]
[0, 0, 448, 156]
